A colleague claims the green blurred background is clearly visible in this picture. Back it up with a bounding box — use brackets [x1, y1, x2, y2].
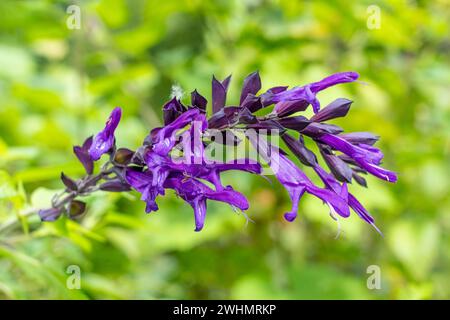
[0, 0, 449, 299]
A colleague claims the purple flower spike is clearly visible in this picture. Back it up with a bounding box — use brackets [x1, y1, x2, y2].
[278, 116, 310, 131]
[48, 70, 395, 235]
[89, 107, 122, 161]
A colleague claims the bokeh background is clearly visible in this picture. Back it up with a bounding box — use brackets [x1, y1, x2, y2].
[0, 0, 449, 299]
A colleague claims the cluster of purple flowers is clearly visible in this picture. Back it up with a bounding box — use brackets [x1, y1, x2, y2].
[39, 71, 397, 233]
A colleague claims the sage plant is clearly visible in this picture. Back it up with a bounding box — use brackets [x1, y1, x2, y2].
[39, 71, 397, 233]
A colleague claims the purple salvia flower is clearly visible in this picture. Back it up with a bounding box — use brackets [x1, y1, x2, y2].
[88, 107, 122, 161]
[318, 133, 397, 182]
[164, 173, 249, 231]
[318, 144, 353, 183]
[268, 72, 359, 113]
[137, 113, 208, 209]
[125, 169, 163, 213]
[191, 89, 208, 111]
[147, 119, 261, 192]
[212, 75, 231, 114]
[339, 132, 380, 146]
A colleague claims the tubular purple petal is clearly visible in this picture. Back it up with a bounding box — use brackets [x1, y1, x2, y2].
[222, 75, 232, 92]
[88, 107, 122, 161]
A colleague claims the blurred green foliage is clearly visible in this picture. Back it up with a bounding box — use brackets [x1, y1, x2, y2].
[0, 0, 449, 299]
